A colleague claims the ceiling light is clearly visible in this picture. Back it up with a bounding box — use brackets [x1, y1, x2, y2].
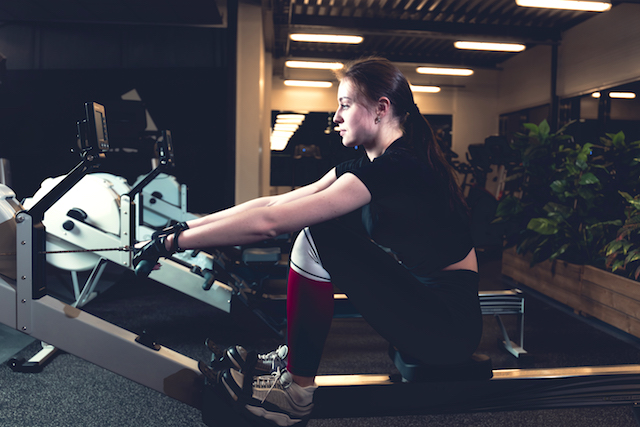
[271, 130, 295, 138]
[609, 92, 636, 99]
[454, 41, 526, 52]
[284, 80, 333, 88]
[591, 91, 636, 99]
[410, 85, 441, 93]
[285, 60, 344, 70]
[271, 114, 305, 151]
[273, 123, 299, 132]
[276, 114, 306, 121]
[515, 0, 612, 12]
[290, 34, 364, 44]
[416, 67, 474, 76]
[270, 136, 290, 151]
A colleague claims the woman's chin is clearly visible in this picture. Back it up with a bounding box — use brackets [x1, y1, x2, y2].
[342, 139, 357, 148]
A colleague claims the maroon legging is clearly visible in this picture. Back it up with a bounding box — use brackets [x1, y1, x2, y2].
[286, 268, 334, 377]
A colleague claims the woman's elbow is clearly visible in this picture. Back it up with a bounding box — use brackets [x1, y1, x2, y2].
[258, 223, 280, 240]
[254, 214, 288, 240]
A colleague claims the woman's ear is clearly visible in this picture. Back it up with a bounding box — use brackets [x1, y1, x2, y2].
[377, 97, 392, 118]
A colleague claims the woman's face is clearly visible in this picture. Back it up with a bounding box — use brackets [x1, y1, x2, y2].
[333, 79, 377, 148]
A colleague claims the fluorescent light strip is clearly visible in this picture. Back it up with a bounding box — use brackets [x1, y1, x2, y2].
[273, 123, 299, 132]
[271, 130, 295, 138]
[290, 34, 364, 44]
[417, 67, 474, 76]
[284, 80, 333, 88]
[276, 114, 306, 121]
[516, 0, 612, 12]
[270, 137, 290, 151]
[276, 119, 305, 126]
[410, 85, 441, 93]
[610, 92, 636, 99]
[454, 41, 526, 52]
[285, 60, 344, 70]
[592, 91, 636, 99]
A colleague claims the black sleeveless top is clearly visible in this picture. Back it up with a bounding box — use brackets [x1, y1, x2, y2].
[335, 137, 474, 280]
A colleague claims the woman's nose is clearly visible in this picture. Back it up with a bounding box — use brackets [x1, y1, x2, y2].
[333, 111, 341, 123]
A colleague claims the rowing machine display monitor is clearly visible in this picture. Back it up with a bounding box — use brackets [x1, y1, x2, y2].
[76, 102, 110, 155]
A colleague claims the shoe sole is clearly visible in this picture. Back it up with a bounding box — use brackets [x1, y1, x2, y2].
[245, 404, 306, 427]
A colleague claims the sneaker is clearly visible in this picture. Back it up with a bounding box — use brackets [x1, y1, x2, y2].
[221, 367, 315, 426]
[226, 345, 288, 374]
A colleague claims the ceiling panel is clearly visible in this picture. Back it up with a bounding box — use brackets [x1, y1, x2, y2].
[268, 0, 625, 69]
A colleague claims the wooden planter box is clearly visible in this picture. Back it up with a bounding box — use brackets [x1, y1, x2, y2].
[501, 247, 640, 339]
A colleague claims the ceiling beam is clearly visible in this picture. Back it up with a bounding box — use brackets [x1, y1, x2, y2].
[289, 15, 562, 44]
[281, 48, 507, 68]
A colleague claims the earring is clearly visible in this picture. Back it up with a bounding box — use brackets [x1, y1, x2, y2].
[374, 116, 380, 124]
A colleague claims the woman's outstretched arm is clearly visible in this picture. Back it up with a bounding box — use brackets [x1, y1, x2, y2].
[183, 168, 339, 229]
[168, 172, 371, 249]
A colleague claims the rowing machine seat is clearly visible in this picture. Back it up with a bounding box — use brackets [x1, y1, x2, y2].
[389, 346, 493, 382]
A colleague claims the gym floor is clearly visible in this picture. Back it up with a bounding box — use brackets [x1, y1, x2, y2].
[1, 250, 640, 426]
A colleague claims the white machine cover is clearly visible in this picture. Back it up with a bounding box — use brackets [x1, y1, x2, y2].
[22, 174, 122, 271]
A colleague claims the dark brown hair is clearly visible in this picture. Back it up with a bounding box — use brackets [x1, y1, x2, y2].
[338, 57, 468, 214]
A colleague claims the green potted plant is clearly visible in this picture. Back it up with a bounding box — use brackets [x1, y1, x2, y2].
[497, 123, 640, 339]
[495, 123, 639, 268]
[604, 192, 640, 280]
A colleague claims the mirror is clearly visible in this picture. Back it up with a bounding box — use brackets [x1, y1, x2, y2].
[560, 80, 640, 143]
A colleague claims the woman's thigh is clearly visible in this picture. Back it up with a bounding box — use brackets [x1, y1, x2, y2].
[309, 219, 482, 365]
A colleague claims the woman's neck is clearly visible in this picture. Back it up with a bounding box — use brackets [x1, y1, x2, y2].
[364, 127, 404, 160]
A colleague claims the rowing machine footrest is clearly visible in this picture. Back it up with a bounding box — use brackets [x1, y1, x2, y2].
[389, 347, 493, 382]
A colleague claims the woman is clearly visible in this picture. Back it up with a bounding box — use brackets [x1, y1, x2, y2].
[134, 57, 482, 426]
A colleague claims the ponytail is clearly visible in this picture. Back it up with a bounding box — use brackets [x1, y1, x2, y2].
[404, 107, 469, 215]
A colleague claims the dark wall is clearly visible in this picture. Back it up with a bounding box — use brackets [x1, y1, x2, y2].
[0, 67, 232, 213]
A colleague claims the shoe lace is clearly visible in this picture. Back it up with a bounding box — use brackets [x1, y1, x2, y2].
[257, 367, 286, 404]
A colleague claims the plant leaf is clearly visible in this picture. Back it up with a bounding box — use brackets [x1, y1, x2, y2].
[495, 195, 523, 217]
[527, 218, 559, 235]
[550, 244, 570, 260]
[579, 172, 600, 185]
[611, 131, 625, 148]
[605, 240, 624, 256]
[538, 120, 550, 140]
[624, 250, 640, 266]
[550, 180, 566, 193]
[523, 123, 538, 136]
[544, 202, 573, 219]
[612, 259, 625, 272]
